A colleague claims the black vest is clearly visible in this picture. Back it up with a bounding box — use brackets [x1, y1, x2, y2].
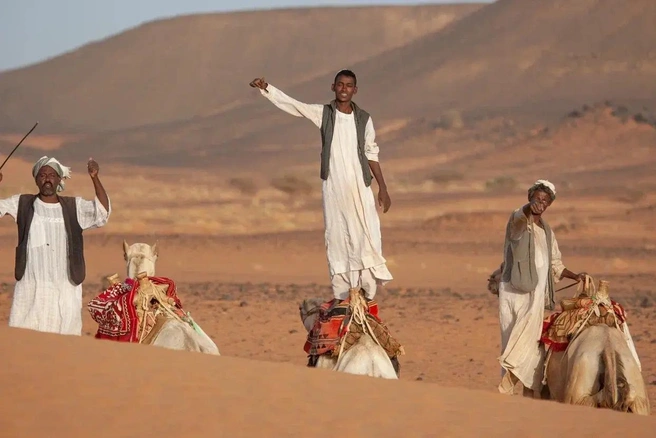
[15, 195, 86, 285]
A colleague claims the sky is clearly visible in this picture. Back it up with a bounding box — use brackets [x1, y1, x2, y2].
[0, 0, 488, 72]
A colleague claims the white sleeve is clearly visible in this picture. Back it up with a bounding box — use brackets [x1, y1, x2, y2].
[364, 117, 379, 162]
[0, 194, 20, 222]
[260, 84, 324, 129]
[550, 232, 566, 283]
[76, 196, 111, 230]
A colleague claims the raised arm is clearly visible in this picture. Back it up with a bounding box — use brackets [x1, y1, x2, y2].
[507, 207, 529, 240]
[87, 159, 109, 212]
[76, 159, 111, 231]
[249, 77, 323, 128]
[364, 118, 391, 213]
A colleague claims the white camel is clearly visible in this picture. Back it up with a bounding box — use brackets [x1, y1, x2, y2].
[122, 240, 220, 355]
[543, 279, 650, 415]
[299, 291, 399, 379]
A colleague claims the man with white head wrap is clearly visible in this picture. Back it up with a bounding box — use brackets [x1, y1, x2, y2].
[0, 156, 110, 336]
[496, 179, 585, 397]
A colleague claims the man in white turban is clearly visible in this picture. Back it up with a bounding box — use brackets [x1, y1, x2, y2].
[0, 156, 111, 336]
[496, 179, 585, 397]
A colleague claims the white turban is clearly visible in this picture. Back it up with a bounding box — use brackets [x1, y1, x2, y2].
[32, 156, 71, 192]
[529, 179, 556, 201]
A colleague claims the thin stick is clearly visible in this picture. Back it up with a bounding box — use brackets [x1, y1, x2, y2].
[0, 122, 39, 171]
[555, 281, 578, 293]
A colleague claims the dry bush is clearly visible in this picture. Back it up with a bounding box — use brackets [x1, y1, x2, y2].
[615, 189, 646, 204]
[271, 175, 313, 196]
[438, 110, 464, 130]
[430, 169, 464, 184]
[485, 176, 517, 191]
[228, 177, 258, 196]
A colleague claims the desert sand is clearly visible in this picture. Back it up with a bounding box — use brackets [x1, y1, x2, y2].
[1, 0, 656, 435]
[2, 326, 655, 437]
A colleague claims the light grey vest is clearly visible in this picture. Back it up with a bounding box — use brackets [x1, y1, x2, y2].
[501, 211, 556, 310]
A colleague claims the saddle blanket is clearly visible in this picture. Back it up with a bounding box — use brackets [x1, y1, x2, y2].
[540, 297, 627, 352]
[304, 297, 381, 356]
[88, 276, 182, 342]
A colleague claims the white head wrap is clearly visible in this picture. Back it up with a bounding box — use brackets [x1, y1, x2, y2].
[529, 179, 556, 201]
[32, 156, 71, 192]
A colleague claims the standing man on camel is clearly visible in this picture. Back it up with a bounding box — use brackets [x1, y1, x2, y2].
[0, 156, 111, 336]
[249, 70, 393, 301]
[497, 180, 585, 397]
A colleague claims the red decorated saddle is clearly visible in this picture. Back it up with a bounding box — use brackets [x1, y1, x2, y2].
[88, 275, 184, 343]
[540, 297, 626, 352]
[304, 297, 380, 356]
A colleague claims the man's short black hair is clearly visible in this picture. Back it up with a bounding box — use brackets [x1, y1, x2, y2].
[528, 184, 556, 202]
[333, 69, 357, 86]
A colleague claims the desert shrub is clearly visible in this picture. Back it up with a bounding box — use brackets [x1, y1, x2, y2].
[271, 175, 313, 196]
[485, 176, 518, 191]
[228, 177, 258, 196]
[438, 110, 464, 129]
[430, 169, 464, 184]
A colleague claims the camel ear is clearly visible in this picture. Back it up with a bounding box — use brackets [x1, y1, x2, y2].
[123, 240, 130, 258]
[151, 242, 159, 257]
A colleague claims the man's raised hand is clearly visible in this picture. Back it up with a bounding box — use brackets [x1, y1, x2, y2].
[249, 77, 268, 90]
[87, 158, 100, 179]
[529, 200, 546, 215]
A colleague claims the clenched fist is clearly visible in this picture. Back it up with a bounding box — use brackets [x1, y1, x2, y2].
[249, 77, 268, 90]
[87, 158, 100, 178]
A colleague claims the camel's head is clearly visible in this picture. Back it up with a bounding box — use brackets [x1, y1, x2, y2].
[123, 240, 158, 279]
[299, 298, 324, 333]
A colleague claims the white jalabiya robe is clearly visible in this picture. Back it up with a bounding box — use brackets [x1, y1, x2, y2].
[0, 195, 111, 335]
[260, 84, 393, 299]
[498, 208, 566, 393]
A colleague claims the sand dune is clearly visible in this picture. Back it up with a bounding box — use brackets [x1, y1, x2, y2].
[1, 326, 654, 437]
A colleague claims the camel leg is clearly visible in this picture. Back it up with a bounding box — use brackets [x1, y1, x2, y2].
[545, 351, 568, 401]
[540, 384, 551, 400]
[522, 386, 537, 398]
[390, 356, 401, 378]
[563, 352, 601, 408]
[627, 397, 651, 416]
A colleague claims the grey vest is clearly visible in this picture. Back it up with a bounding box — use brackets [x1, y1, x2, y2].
[16, 194, 86, 286]
[501, 210, 555, 310]
[320, 100, 373, 187]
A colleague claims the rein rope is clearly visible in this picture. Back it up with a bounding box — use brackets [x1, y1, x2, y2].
[134, 273, 185, 344]
[565, 275, 620, 349]
[334, 288, 383, 369]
